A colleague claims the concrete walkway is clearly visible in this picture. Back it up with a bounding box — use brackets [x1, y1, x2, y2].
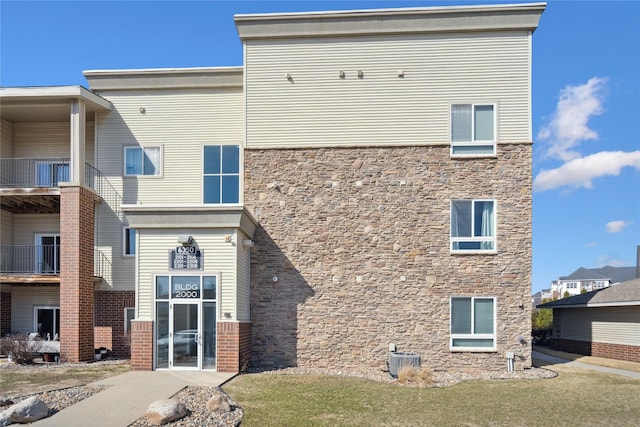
[532, 350, 640, 379]
[32, 370, 236, 427]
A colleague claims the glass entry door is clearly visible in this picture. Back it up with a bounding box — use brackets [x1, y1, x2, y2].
[155, 275, 218, 370]
[172, 302, 200, 369]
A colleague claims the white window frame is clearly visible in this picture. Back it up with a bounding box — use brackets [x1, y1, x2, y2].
[450, 103, 497, 157]
[202, 144, 241, 205]
[124, 307, 135, 335]
[450, 296, 496, 352]
[123, 226, 136, 257]
[450, 199, 497, 254]
[123, 146, 162, 177]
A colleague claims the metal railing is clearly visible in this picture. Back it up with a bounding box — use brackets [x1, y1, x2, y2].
[0, 245, 111, 281]
[0, 158, 70, 188]
[0, 245, 60, 275]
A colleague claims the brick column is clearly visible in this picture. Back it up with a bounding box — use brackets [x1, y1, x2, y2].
[217, 321, 252, 372]
[130, 320, 154, 370]
[60, 186, 95, 362]
[0, 292, 11, 336]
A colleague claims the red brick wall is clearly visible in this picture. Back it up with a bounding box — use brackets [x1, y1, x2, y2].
[217, 321, 252, 372]
[551, 338, 640, 363]
[130, 320, 153, 370]
[0, 292, 10, 337]
[94, 291, 135, 357]
[60, 186, 95, 362]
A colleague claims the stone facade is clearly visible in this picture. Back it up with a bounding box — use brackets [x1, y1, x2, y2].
[245, 144, 532, 372]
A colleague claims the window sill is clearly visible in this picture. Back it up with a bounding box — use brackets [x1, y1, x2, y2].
[123, 175, 163, 179]
[450, 154, 497, 159]
[449, 348, 497, 353]
[450, 250, 497, 255]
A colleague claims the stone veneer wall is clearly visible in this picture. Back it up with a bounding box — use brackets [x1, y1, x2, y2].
[94, 291, 135, 357]
[551, 338, 640, 363]
[245, 145, 532, 372]
[0, 292, 10, 336]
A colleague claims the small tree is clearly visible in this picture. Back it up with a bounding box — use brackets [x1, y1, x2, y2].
[0, 335, 43, 364]
[563, 290, 570, 298]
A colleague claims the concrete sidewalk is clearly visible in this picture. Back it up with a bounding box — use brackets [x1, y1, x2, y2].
[32, 370, 236, 427]
[532, 350, 640, 379]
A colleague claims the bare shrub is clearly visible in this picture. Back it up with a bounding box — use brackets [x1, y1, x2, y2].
[397, 366, 434, 386]
[0, 335, 43, 364]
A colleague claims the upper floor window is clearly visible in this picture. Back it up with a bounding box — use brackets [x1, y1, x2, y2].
[450, 296, 496, 351]
[203, 145, 240, 204]
[123, 227, 136, 256]
[451, 104, 496, 156]
[124, 146, 161, 176]
[451, 199, 496, 252]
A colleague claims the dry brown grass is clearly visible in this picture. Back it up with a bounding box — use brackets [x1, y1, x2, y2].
[396, 366, 434, 386]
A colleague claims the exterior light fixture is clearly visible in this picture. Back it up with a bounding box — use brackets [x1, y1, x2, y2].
[177, 235, 193, 245]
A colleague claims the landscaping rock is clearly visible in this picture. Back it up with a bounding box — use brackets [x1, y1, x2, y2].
[0, 397, 13, 407]
[0, 410, 12, 427]
[145, 399, 188, 426]
[206, 394, 231, 413]
[6, 396, 49, 424]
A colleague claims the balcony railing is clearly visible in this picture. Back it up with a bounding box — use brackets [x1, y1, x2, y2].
[0, 245, 60, 275]
[0, 245, 111, 280]
[0, 158, 70, 188]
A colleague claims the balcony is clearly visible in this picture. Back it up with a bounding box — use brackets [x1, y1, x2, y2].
[0, 245, 111, 283]
[0, 158, 105, 214]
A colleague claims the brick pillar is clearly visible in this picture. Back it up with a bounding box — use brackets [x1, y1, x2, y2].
[60, 186, 95, 362]
[130, 320, 154, 370]
[0, 292, 11, 336]
[217, 321, 252, 372]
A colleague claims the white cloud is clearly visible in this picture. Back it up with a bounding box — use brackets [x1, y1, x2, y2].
[538, 77, 607, 161]
[606, 220, 633, 233]
[584, 242, 597, 248]
[533, 150, 640, 192]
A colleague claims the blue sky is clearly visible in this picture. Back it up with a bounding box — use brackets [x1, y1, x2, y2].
[1, 1, 639, 293]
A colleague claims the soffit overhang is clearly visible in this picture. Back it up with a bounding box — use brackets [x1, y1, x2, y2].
[0, 86, 112, 123]
[122, 205, 258, 238]
[84, 67, 243, 91]
[235, 2, 546, 40]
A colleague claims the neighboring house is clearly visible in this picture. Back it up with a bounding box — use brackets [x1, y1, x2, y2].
[532, 288, 553, 308]
[0, 3, 545, 373]
[552, 265, 637, 298]
[539, 278, 640, 363]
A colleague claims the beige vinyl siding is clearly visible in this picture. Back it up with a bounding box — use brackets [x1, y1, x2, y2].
[94, 88, 243, 206]
[12, 214, 60, 244]
[559, 307, 640, 346]
[1, 211, 13, 245]
[137, 229, 237, 319]
[1, 119, 14, 157]
[11, 287, 59, 334]
[245, 31, 531, 148]
[236, 231, 251, 322]
[13, 122, 95, 164]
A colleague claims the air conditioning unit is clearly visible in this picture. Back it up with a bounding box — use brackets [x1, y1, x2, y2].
[388, 352, 420, 378]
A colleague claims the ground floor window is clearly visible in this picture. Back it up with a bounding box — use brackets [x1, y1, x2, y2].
[450, 296, 496, 351]
[154, 275, 217, 370]
[33, 306, 60, 340]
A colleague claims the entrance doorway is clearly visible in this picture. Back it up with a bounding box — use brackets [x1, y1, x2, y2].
[33, 306, 60, 340]
[155, 275, 217, 370]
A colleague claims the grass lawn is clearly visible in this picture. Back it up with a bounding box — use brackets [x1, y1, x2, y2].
[224, 363, 640, 427]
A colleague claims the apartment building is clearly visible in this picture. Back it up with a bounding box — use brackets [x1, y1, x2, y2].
[0, 2, 545, 373]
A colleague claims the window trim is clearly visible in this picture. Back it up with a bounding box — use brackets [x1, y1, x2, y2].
[123, 146, 163, 177]
[450, 296, 497, 352]
[450, 103, 497, 158]
[124, 307, 135, 335]
[123, 226, 136, 257]
[202, 144, 242, 205]
[450, 199, 497, 254]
